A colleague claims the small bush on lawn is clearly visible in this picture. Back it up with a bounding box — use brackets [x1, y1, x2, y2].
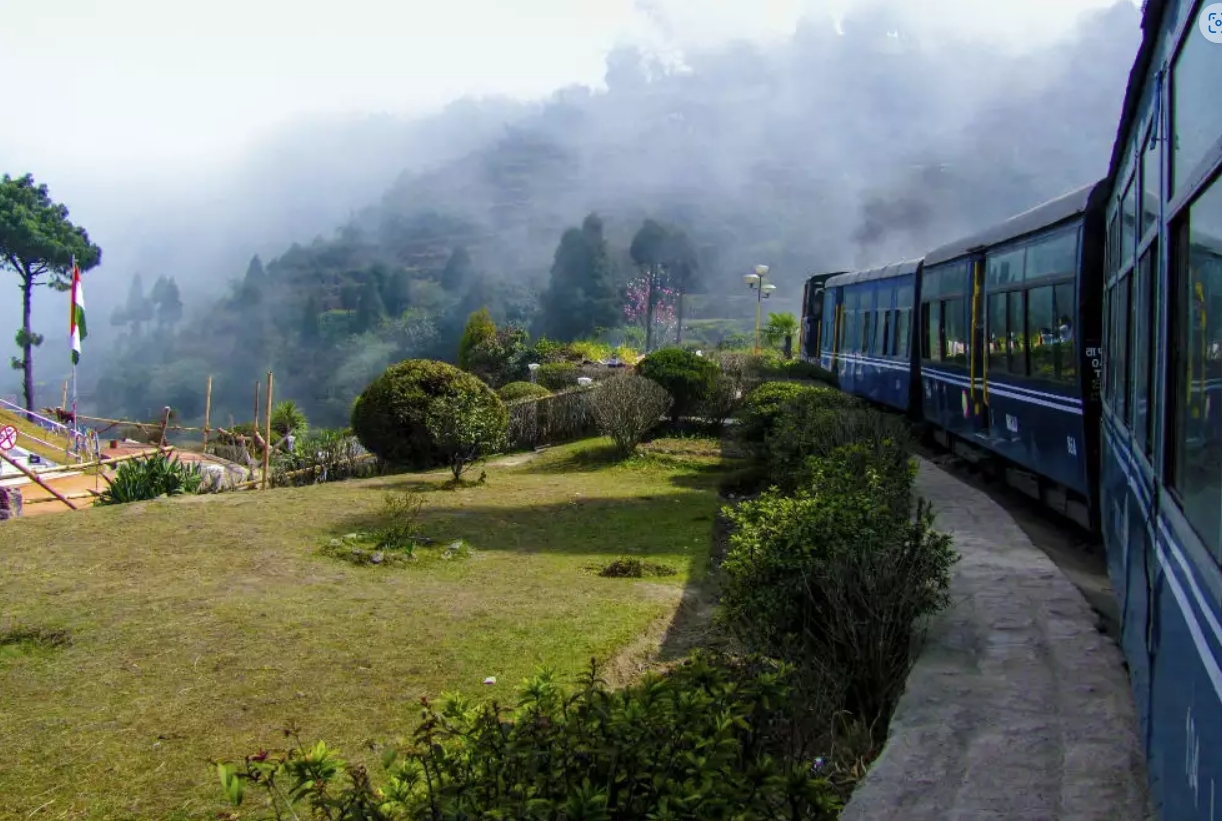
[597, 557, 678, 577]
[718, 443, 956, 726]
[591, 372, 672, 456]
[216, 653, 842, 820]
[637, 347, 720, 423]
[498, 381, 551, 402]
[425, 391, 509, 481]
[734, 381, 821, 455]
[766, 401, 909, 494]
[350, 359, 504, 469]
[97, 452, 203, 505]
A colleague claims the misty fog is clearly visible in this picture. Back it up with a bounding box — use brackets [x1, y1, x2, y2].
[1, 0, 1141, 421]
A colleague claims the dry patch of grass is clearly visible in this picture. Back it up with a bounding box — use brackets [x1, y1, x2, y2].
[0, 437, 728, 821]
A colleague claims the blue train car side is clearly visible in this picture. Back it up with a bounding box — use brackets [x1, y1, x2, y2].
[1099, 0, 1222, 818]
[915, 182, 1107, 529]
[820, 260, 921, 413]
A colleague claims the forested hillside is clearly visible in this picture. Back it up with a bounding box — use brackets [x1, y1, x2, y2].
[90, 2, 1140, 428]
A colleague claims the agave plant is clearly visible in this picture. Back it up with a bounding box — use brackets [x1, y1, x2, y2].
[97, 452, 204, 506]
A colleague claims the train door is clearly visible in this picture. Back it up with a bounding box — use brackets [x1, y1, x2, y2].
[968, 254, 990, 433]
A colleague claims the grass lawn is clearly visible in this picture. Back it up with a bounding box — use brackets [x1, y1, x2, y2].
[0, 437, 731, 821]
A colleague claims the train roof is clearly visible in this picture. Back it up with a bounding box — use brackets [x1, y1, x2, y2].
[923, 180, 1104, 267]
[825, 258, 922, 288]
[1105, 0, 1167, 186]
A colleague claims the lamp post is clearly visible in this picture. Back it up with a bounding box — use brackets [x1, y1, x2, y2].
[744, 264, 776, 354]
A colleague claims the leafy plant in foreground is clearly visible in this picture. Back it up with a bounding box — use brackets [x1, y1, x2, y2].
[216, 653, 842, 820]
[97, 452, 203, 505]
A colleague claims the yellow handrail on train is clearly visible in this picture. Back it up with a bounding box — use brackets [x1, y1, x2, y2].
[969, 260, 982, 414]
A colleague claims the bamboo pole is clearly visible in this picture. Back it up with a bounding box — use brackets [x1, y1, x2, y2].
[32, 446, 175, 478]
[25, 489, 103, 504]
[202, 375, 213, 452]
[0, 451, 79, 509]
[253, 380, 261, 440]
[70, 413, 208, 433]
[262, 372, 273, 490]
[157, 407, 172, 448]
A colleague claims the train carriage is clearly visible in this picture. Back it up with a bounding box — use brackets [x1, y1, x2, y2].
[917, 182, 1108, 530]
[818, 260, 921, 413]
[1098, 0, 1222, 817]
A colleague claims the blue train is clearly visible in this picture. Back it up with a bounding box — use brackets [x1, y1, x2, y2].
[799, 2, 1221, 818]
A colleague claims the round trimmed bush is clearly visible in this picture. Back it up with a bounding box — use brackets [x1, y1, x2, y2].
[351, 359, 507, 467]
[499, 381, 552, 402]
[636, 347, 719, 422]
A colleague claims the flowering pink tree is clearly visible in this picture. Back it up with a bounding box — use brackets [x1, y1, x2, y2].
[623, 274, 677, 350]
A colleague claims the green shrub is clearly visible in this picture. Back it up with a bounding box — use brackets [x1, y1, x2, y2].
[734, 381, 821, 454]
[718, 443, 956, 724]
[272, 428, 376, 486]
[498, 381, 551, 402]
[425, 390, 509, 480]
[217, 653, 842, 820]
[766, 400, 909, 494]
[536, 361, 578, 389]
[636, 347, 719, 422]
[97, 451, 204, 505]
[373, 489, 425, 553]
[350, 359, 504, 468]
[591, 372, 672, 456]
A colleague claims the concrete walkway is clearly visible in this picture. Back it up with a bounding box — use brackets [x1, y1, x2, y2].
[842, 458, 1154, 821]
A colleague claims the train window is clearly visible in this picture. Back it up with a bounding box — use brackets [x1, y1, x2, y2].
[986, 248, 1025, 287]
[1169, 175, 1222, 558]
[1025, 229, 1078, 282]
[880, 311, 892, 356]
[1141, 123, 1159, 238]
[1132, 245, 1155, 455]
[943, 298, 967, 365]
[1171, 22, 1222, 196]
[921, 302, 941, 361]
[1119, 276, 1134, 422]
[1122, 181, 1137, 270]
[1027, 286, 1056, 381]
[897, 309, 911, 358]
[1106, 211, 1121, 275]
[1008, 292, 1027, 375]
[987, 293, 1009, 373]
[861, 309, 872, 353]
[1053, 283, 1077, 384]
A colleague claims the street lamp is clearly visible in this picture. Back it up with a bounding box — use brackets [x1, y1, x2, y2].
[744, 264, 776, 354]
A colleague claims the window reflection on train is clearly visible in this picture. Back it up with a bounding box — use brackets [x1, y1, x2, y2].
[1173, 178, 1222, 552]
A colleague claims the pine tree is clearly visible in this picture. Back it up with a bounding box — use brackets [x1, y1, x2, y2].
[537, 212, 621, 341]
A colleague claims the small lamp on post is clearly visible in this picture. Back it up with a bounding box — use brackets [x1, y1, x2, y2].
[744, 264, 776, 355]
[527, 363, 540, 384]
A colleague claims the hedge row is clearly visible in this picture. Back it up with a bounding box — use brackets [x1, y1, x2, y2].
[721, 380, 957, 734]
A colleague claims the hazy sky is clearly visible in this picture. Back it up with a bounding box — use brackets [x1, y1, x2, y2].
[1, 0, 1132, 178]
